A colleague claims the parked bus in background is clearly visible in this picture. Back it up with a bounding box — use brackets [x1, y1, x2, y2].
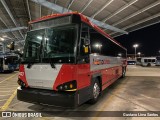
[141, 57, 156, 67]
[156, 56, 160, 66]
[17, 12, 127, 107]
[0, 53, 20, 72]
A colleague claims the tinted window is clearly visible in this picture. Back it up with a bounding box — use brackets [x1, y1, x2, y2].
[24, 25, 77, 63]
[89, 27, 126, 57]
[156, 57, 160, 60]
[144, 59, 147, 63]
[25, 29, 44, 61]
[148, 59, 151, 62]
[152, 59, 155, 62]
[44, 26, 76, 63]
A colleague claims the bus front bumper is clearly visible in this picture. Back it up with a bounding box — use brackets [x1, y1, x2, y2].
[17, 87, 78, 108]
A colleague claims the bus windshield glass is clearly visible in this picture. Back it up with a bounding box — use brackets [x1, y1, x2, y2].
[23, 25, 77, 64]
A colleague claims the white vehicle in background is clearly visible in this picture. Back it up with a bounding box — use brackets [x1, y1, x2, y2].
[127, 60, 136, 65]
[0, 53, 20, 72]
[156, 56, 160, 66]
[141, 57, 156, 67]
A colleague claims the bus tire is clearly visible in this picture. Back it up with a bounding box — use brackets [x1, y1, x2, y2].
[147, 63, 151, 67]
[121, 67, 126, 78]
[89, 79, 100, 104]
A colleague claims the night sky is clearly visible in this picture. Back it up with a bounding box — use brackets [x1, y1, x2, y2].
[115, 23, 160, 57]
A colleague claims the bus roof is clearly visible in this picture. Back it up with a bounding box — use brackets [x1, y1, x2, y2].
[29, 12, 126, 50]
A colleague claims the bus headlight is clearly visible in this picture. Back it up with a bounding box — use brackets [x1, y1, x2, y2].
[17, 79, 26, 88]
[57, 80, 77, 91]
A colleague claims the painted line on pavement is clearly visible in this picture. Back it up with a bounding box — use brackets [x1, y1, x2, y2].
[8, 101, 22, 108]
[0, 90, 14, 92]
[0, 89, 17, 111]
[0, 85, 19, 88]
[0, 88, 17, 89]
[0, 99, 8, 102]
[0, 94, 12, 97]
[0, 73, 18, 84]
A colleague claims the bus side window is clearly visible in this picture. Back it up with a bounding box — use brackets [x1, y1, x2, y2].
[152, 59, 155, 62]
[144, 59, 147, 63]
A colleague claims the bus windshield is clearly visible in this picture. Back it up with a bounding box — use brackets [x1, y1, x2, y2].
[23, 25, 77, 64]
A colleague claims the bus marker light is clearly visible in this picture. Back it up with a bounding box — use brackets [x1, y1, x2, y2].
[70, 84, 73, 89]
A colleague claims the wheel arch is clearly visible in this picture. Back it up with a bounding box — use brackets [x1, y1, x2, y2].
[91, 73, 102, 93]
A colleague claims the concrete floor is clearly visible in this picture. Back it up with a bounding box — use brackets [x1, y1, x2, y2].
[0, 65, 160, 120]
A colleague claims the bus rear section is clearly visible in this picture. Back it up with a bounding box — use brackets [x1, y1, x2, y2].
[17, 12, 127, 107]
[156, 56, 160, 66]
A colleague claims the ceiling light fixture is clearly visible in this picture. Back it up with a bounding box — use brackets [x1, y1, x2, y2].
[0, 37, 4, 41]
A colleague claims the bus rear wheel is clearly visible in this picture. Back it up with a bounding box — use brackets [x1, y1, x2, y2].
[147, 63, 151, 67]
[89, 79, 100, 104]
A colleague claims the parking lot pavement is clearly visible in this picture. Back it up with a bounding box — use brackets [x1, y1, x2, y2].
[0, 66, 160, 120]
[126, 65, 160, 76]
[0, 72, 18, 111]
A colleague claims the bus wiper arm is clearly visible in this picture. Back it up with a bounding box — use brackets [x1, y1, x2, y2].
[50, 62, 56, 69]
[27, 62, 34, 69]
[47, 58, 56, 69]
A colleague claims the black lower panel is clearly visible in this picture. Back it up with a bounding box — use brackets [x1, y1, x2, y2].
[77, 86, 91, 105]
[17, 87, 78, 108]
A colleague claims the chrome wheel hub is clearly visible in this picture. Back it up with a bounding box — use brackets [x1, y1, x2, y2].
[93, 83, 100, 99]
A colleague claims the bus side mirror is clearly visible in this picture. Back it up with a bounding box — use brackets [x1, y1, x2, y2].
[84, 46, 89, 53]
[7, 41, 15, 50]
[84, 36, 90, 53]
[84, 36, 90, 45]
[10, 41, 15, 50]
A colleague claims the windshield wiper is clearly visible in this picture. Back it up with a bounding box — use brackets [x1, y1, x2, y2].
[27, 62, 33, 69]
[22, 59, 35, 69]
[43, 58, 56, 69]
[48, 58, 56, 69]
[50, 62, 56, 69]
[26, 60, 35, 69]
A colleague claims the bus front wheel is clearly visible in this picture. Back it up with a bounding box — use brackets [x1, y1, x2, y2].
[89, 79, 100, 104]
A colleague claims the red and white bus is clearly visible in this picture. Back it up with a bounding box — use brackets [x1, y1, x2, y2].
[17, 12, 127, 107]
